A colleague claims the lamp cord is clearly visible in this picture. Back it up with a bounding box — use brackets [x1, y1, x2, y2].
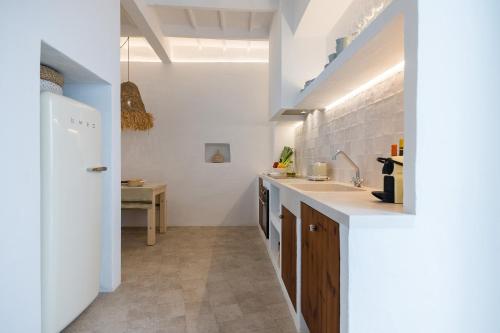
[127, 36, 130, 81]
[119, 36, 131, 82]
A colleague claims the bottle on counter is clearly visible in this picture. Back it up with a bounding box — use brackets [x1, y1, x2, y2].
[391, 144, 398, 157]
[399, 138, 404, 156]
[286, 161, 296, 177]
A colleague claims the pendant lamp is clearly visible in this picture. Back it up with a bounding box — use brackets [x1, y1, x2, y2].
[121, 37, 154, 131]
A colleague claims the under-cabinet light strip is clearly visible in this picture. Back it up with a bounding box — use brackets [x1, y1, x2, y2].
[119, 58, 268, 63]
[324, 61, 405, 111]
[169, 58, 269, 63]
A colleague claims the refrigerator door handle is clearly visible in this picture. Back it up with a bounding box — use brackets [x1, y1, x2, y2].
[86, 166, 108, 172]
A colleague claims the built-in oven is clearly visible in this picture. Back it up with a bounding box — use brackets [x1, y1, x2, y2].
[258, 178, 269, 238]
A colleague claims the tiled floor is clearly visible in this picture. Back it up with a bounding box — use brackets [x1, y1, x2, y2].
[65, 227, 296, 333]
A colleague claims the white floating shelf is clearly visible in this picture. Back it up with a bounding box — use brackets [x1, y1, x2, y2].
[289, 0, 406, 112]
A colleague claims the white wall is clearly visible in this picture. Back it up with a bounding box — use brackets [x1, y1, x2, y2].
[412, 0, 500, 330]
[121, 62, 272, 227]
[271, 121, 300, 162]
[295, 71, 404, 187]
[269, 1, 326, 118]
[269, 12, 283, 117]
[0, 2, 121, 332]
[348, 1, 500, 332]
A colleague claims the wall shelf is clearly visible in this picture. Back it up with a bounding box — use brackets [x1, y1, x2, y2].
[276, 0, 408, 117]
[204, 143, 231, 163]
[274, 0, 418, 213]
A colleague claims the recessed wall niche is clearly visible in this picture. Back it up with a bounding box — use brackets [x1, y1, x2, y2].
[204, 143, 231, 163]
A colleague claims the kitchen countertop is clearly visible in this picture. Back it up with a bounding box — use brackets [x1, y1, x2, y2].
[261, 174, 415, 228]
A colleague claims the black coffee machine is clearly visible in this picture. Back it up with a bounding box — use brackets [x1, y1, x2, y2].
[372, 156, 404, 203]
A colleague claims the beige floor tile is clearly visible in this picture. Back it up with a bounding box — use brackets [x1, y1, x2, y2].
[158, 289, 185, 305]
[219, 311, 279, 333]
[64, 227, 295, 333]
[186, 313, 220, 333]
[208, 290, 238, 308]
[213, 303, 243, 323]
[266, 303, 293, 320]
[158, 315, 187, 333]
[158, 302, 186, 320]
[275, 317, 298, 333]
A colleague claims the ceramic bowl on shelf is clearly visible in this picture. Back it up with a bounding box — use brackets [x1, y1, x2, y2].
[304, 78, 315, 89]
[336, 36, 352, 54]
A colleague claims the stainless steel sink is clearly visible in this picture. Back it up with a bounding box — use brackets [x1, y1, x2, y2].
[290, 183, 365, 192]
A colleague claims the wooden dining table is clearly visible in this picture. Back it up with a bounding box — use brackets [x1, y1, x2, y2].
[121, 183, 167, 245]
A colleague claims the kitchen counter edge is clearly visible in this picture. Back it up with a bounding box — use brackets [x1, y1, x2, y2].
[260, 174, 415, 228]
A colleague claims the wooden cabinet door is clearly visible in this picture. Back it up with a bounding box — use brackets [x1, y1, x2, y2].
[281, 205, 297, 310]
[321, 214, 340, 333]
[301, 203, 340, 333]
[301, 203, 323, 333]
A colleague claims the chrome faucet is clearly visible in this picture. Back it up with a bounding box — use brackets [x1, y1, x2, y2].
[332, 150, 363, 187]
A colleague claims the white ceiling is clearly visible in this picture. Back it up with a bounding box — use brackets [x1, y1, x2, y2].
[120, 0, 275, 62]
[121, 3, 275, 40]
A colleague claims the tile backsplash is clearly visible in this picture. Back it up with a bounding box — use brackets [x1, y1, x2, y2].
[294, 71, 404, 189]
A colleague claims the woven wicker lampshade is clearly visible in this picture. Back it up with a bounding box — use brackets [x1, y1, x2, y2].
[121, 81, 154, 131]
[120, 36, 154, 131]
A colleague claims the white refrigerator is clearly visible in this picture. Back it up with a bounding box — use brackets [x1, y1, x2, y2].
[40, 92, 106, 333]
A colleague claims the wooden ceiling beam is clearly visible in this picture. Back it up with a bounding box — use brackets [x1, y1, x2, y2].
[186, 8, 198, 29]
[218, 11, 226, 31]
[249, 12, 255, 31]
[121, 0, 171, 63]
[145, 0, 278, 12]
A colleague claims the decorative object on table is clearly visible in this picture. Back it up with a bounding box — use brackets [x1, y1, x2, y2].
[204, 143, 231, 163]
[126, 179, 145, 187]
[40, 65, 64, 95]
[211, 149, 225, 163]
[120, 37, 154, 131]
[336, 36, 352, 54]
